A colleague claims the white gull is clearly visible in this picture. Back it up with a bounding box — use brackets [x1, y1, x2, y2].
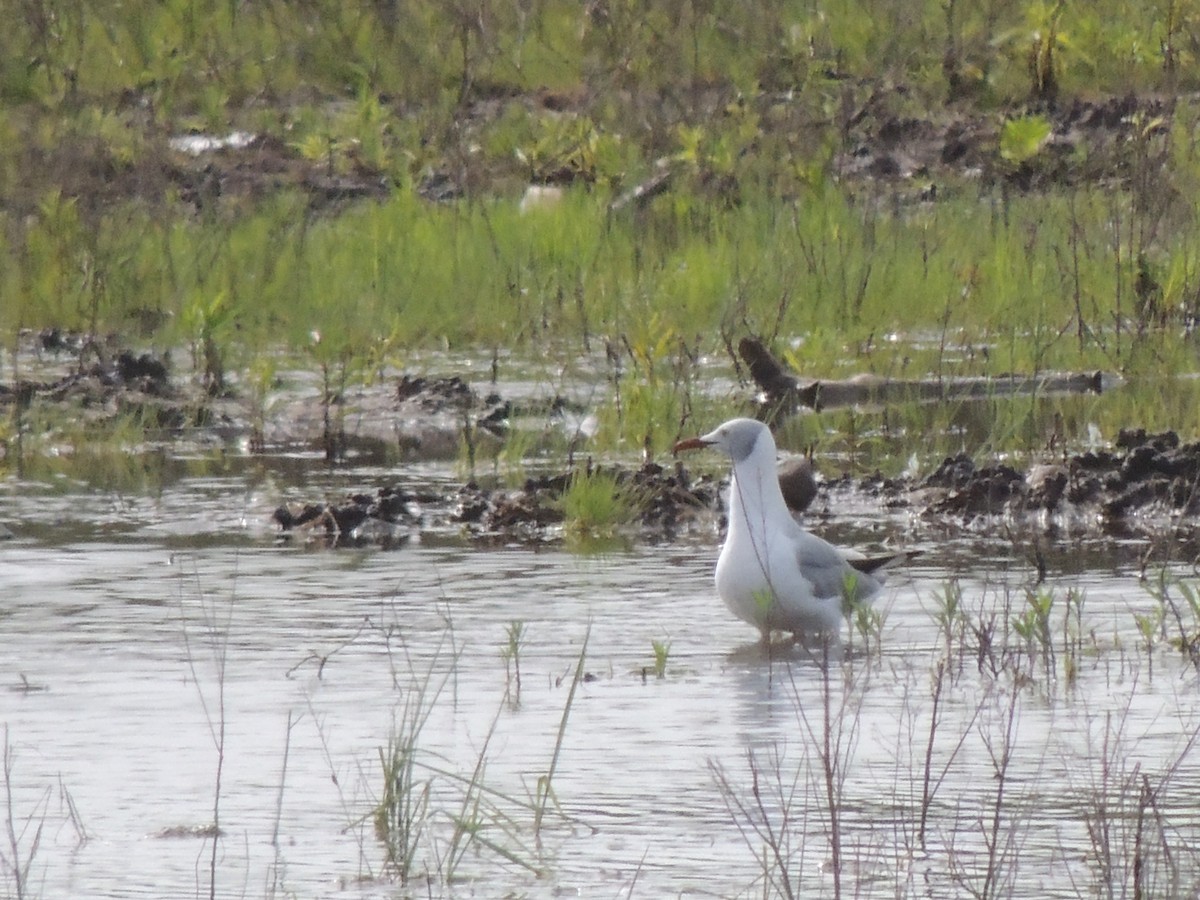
[675, 417, 909, 642]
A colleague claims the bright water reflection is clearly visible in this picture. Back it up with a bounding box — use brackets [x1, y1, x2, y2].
[3, 468, 1200, 898]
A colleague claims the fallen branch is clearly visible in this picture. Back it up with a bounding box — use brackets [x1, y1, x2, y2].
[738, 337, 1111, 411]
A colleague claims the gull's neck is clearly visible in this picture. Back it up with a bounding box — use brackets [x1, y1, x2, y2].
[727, 440, 792, 536]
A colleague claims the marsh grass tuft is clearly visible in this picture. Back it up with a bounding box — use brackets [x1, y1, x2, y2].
[1143, 571, 1200, 670]
[373, 628, 457, 883]
[501, 619, 526, 704]
[534, 624, 590, 838]
[369, 615, 594, 885]
[847, 598, 885, 661]
[174, 558, 236, 900]
[559, 467, 644, 541]
[1012, 587, 1056, 680]
[711, 641, 864, 899]
[651, 638, 671, 679]
[931, 579, 968, 667]
[2, 726, 48, 900]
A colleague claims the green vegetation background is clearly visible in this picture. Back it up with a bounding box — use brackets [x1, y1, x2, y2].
[5, 0, 1200, 458]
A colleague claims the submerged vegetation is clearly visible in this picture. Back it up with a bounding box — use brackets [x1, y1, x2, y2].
[5, 2, 1200, 467]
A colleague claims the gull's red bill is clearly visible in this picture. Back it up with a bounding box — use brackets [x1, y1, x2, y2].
[672, 436, 709, 453]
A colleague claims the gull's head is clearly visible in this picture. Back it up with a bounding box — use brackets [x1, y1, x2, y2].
[673, 418, 773, 465]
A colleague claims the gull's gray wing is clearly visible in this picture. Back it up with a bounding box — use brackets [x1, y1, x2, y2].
[786, 520, 867, 600]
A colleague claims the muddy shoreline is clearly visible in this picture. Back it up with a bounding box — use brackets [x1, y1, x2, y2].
[5, 331, 1197, 552]
[269, 422, 1200, 555]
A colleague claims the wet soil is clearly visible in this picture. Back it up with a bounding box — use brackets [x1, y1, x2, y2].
[270, 423, 1200, 551]
[271, 458, 719, 547]
[6, 330, 1200, 549]
[11, 86, 1182, 219]
[830, 91, 1174, 194]
[2, 331, 206, 429]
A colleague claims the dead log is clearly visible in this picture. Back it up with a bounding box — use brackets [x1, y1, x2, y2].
[738, 337, 1110, 411]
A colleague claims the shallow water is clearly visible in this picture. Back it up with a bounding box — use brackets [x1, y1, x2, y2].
[4, 455, 1200, 899]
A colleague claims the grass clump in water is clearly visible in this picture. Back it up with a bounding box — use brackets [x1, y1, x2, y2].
[371, 618, 592, 886]
[558, 468, 644, 542]
[651, 638, 671, 679]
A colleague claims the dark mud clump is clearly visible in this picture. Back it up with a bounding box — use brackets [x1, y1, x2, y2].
[272, 485, 429, 548]
[0, 333, 206, 430]
[396, 374, 478, 410]
[882, 428, 1200, 530]
[273, 461, 719, 546]
[834, 93, 1174, 195]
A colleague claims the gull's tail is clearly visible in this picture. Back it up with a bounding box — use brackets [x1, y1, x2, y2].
[848, 550, 922, 581]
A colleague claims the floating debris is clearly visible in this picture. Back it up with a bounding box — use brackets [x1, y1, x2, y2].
[168, 131, 256, 155]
